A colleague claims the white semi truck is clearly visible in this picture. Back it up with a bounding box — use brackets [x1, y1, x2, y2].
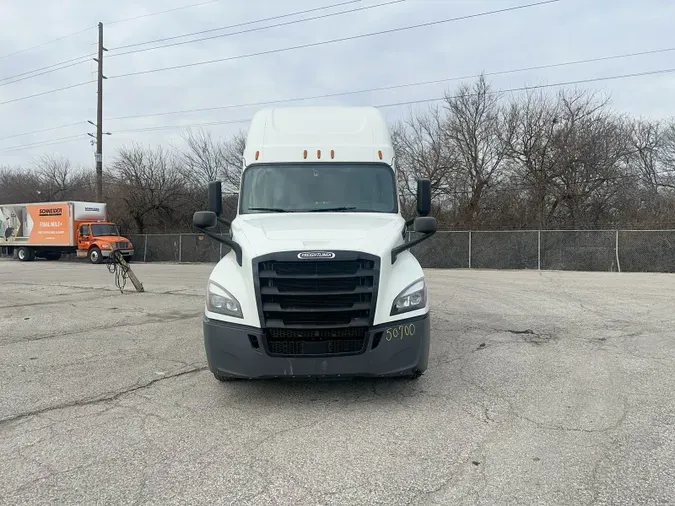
[193, 106, 437, 381]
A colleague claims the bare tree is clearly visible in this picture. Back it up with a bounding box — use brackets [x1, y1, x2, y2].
[443, 75, 513, 227]
[659, 118, 675, 188]
[179, 128, 246, 188]
[505, 89, 564, 228]
[548, 89, 627, 228]
[109, 143, 188, 233]
[626, 118, 662, 195]
[220, 130, 246, 193]
[34, 155, 92, 201]
[181, 129, 227, 188]
[0, 166, 41, 203]
[391, 107, 457, 220]
[0, 157, 91, 204]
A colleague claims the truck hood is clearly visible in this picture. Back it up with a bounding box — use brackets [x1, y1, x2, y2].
[95, 235, 132, 244]
[235, 213, 405, 258]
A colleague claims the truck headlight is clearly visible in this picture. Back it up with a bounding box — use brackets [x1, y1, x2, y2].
[390, 278, 427, 315]
[206, 281, 243, 318]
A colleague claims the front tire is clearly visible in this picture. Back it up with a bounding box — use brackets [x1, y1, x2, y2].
[88, 247, 102, 264]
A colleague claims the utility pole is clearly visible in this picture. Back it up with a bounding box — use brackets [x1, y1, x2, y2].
[94, 22, 107, 202]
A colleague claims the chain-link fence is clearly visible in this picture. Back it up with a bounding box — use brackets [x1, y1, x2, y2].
[124, 230, 675, 273]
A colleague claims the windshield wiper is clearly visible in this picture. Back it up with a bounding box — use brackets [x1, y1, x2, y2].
[305, 207, 357, 212]
[248, 207, 291, 212]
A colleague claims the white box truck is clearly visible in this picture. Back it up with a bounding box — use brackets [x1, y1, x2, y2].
[193, 106, 437, 381]
[0, 201, 134, 263]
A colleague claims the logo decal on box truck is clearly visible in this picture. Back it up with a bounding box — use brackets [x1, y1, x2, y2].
[22, 204, 70, 245]
[297, 251, 336, 259]
[38, 208, 63, 217]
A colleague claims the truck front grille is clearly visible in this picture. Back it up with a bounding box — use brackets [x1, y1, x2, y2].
[266, 327, 367, 356]
[254, 251, 380, 356]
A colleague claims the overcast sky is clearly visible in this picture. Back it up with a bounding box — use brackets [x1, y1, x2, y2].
[1, 0, 674, 168]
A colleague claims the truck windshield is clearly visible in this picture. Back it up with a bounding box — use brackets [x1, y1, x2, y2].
[239, 163, 398, 214]
[91, 224, 119, 236]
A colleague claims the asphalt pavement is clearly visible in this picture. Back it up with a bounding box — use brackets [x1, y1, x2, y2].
[1, 260, 674, 505]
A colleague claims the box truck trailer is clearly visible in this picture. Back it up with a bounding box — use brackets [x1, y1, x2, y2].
[0, 201, 134, 263]
[192, 106, 438, 381]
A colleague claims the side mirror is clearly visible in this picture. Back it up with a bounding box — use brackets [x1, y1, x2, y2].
[414, 216, 437, 234]
[208, 181, 223, 217]
[416, 179, 431, 217]
[193, 211, 218, 229]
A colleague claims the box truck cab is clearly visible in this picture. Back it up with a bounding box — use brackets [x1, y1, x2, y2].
[0, 201, 133, 263]
[75, 220, 134, 264]
[193, 106, 437, 381]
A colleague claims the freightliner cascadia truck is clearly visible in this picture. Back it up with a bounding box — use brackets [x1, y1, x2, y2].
[0, 201, 133, 264]
[193, 106, 437, 381]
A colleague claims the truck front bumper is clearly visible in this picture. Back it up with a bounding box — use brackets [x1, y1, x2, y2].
[101, 248, 134, 258]
[203, 313, 431, 379]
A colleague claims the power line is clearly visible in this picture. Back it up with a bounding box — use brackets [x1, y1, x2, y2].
[105, 45, 675, 122]
[0, 26, 95, 60]
[5, 65, 673, 155]
[374, 67, 675, 109]
[116, 119, 251, 134]
[0, 0, 223, 62]
[111, 66, 675, 133]
[109, 0, 395, 58]
[0, 0, 220, 60]
[0, 54, 94, 87]
[0, 80, 95, 106]
[6, 43, 666, 142]
[105, 0, 221, 25]
[109, 0, 561, 79]
[0, 134, 86, 154]
[110, 0, 361, 51]
[0, 122, 84, 143]
[0, 4, 376, 107]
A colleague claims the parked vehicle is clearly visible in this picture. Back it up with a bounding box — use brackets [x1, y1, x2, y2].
[0, 201, 133, 264]
[192, 106, 437, 381]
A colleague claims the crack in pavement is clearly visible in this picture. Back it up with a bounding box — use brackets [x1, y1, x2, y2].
[512, 403, 629, 434]
[1, 312, 203, 346]
[0, 291, 122, 310]
[585, 443, 613, 506]
[1, 280, 203, 298]
[0, 365, 208, 427]
[457, 351, 630, 434]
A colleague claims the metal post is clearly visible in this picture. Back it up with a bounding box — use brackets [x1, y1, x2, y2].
[615, 230, 621, 273]
[537, 229, 541, 271]
[143, 234, 148, 262]
[179, 234, 182, 263]
[468, 230, 472, 269]
[95, 22, 105, 201]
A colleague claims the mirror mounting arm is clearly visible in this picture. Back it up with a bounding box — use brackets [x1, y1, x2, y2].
[195, 226, 242, 266]
[391, 228, 437, 264]
[401, 217, 415, 238]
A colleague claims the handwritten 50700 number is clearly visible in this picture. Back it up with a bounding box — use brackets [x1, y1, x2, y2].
[385, 324, 415, 341]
